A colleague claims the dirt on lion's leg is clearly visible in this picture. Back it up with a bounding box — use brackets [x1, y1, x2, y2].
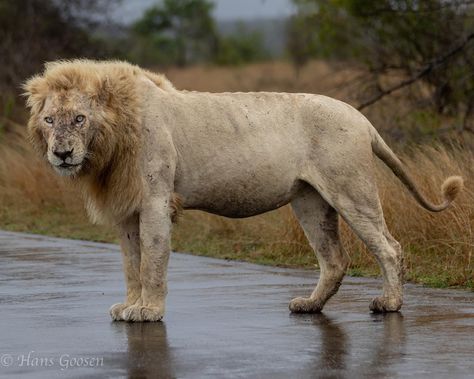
[289, 188, 350, 313]
[110, 213, 142, 321]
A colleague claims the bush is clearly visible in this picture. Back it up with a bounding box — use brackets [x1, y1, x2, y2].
[215, 30, 267, 66]
[130, 0, 218, 67]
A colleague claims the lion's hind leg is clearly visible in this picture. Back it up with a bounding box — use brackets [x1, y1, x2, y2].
[289, 188, 350, 313]
[305, 172, 404, 313]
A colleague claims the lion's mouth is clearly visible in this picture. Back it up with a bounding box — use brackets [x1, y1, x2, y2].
[53, 161, 83, 176]
[58, 162, 81, 168]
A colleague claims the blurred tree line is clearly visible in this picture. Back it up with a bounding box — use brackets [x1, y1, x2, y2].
[129, 0, 265, 66]
[0, 0, 114, 92]
[2, 0, 474, 135]
[0, 0, 266, 95]
[287, 0, 474, 132]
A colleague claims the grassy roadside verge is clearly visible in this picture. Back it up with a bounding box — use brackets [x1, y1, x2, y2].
[0, 193, 472, 290]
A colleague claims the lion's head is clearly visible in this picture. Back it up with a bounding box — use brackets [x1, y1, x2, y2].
[23, 61, 124, 178]
[23, 60, 174, 179]
[23, 60, 151, 224]
[26, 89, 97, 176]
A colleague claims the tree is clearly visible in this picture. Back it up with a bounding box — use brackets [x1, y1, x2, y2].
[214, 26, 267, 66]
[288, 0, 474, 130]
[0, 0, 116, 92]
[131, 0, 218, 66]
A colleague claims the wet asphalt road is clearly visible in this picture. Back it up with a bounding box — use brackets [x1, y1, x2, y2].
[0, 230, 473, 379]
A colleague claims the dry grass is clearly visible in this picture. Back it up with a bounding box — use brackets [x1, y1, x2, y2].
[0, 60, 472, 288]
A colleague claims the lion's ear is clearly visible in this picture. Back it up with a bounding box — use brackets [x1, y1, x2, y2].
[22, 75, 47, 112]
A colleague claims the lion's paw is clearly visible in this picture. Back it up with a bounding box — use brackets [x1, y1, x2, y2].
[109, 303, 129, 321]
[369, 296, 402, 313]
[289, 297, 323, 314]
[120, 304, 164, 322]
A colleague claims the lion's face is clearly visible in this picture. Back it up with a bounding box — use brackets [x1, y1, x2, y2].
[37, 90, 94, 176]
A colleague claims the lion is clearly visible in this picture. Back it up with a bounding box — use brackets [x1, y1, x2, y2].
[23, 59, 463, 322]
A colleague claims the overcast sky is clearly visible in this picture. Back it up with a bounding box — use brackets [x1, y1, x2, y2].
[113, 0, 295, 24]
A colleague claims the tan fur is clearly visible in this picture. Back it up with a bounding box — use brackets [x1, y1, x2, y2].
[24, 60, 463, 322]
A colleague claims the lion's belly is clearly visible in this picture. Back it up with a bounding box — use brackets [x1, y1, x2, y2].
[179, 176, 304, 218]
[175, 150, 305, 218]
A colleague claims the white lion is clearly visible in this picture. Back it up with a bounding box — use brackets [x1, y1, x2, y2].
[24, 60, 463, 321]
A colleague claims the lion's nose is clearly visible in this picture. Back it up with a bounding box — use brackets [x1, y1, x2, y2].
[53, 148, 74, 161]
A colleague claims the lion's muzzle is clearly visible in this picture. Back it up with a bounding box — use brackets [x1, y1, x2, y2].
[48, 139, 85, 176]
[53, 148, 74, 162]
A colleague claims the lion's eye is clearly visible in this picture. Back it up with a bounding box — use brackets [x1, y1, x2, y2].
[44, 117, 53, 124]
[75, 115, 85, 123]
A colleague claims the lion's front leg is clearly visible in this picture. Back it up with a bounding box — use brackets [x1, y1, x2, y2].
[110, 214, 142, 321]
[120, 196, 172, 322]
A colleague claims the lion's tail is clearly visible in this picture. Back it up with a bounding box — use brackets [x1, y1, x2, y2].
[369, 126, 463, 212]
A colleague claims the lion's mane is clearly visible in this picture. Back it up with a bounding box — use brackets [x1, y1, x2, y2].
[23, 59, 175, 225]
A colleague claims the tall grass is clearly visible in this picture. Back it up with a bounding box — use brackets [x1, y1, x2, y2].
[0, 61, 472, 288]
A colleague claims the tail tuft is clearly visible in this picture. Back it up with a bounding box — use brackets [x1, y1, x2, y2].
[441, 176, 464, 202]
